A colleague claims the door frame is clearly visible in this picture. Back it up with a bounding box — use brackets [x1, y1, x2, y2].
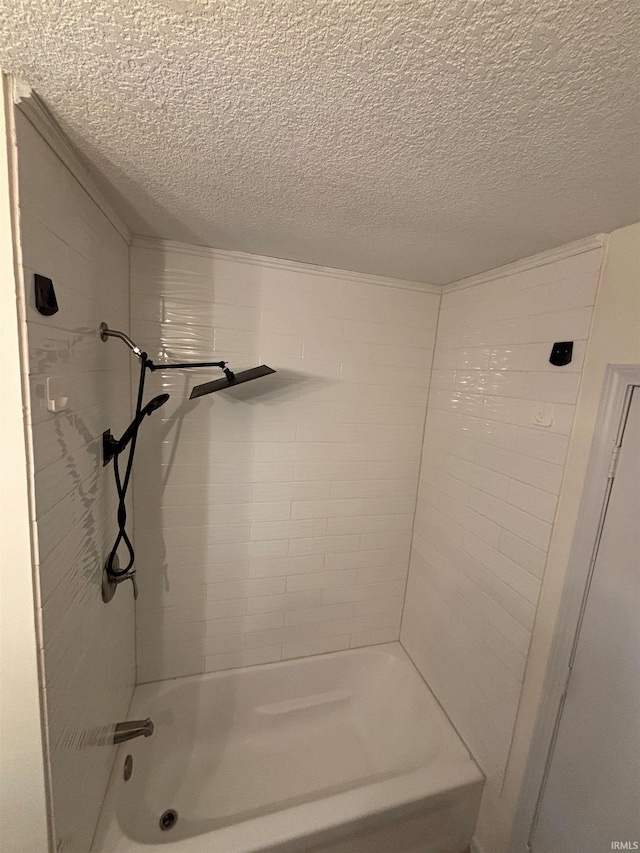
[510, 363, 640, 852]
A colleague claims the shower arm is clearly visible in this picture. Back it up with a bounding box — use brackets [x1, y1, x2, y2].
[100, 323, 234, 378]
[100, 323, 143, 358]
[147, 360, 231, 375]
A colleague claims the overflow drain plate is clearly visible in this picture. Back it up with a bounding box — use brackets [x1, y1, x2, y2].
[160, 810, 178, 831]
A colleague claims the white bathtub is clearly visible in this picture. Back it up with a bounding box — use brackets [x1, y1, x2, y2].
[92, 643, 483, 853]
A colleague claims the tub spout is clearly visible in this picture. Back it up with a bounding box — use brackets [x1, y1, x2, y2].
[113, 718, 154, 744]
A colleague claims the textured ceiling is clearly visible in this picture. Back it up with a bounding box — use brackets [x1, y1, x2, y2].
[1, 0, 639, 284]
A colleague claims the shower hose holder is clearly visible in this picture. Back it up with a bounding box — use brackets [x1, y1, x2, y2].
[102, 429, 121, 467]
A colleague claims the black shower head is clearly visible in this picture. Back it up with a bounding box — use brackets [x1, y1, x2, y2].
[145, 393, 170, 414]
[100, 325, 275, 402]
[117, 394, 170, 451]
[189, 365, 276, 399]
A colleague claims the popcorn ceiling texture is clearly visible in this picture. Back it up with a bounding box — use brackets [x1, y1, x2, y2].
[1, 0, 638, 284]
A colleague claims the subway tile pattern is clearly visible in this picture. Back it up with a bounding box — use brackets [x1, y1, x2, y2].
[130, 242, 439, 682]
[16, 113, 135, 853]
[400, 248, 604, 785]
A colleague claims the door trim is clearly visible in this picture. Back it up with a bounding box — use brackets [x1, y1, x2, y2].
[510, 364, 640, 852]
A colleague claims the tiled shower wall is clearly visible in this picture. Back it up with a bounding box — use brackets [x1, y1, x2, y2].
[129, 239, 440, 682]
[15, 111, 134, 852]
[400, 245, 604, 787]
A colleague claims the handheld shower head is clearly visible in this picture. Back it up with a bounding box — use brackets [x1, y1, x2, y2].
[117, 393, 169, 452]
[145, 393, 171, 414]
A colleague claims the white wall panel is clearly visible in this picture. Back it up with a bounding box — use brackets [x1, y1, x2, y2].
[130, 241, 439, 682]
[401, 247, 603, 789]
[16, 111, 134, 853]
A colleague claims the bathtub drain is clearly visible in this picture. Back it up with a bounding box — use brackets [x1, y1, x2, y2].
[159, 809, 178, 831]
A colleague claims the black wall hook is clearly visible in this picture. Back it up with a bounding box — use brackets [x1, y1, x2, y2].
[34, 274, 59, 316]
[549, 341, 573, 367]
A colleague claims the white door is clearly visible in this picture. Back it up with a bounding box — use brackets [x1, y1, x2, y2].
[531, 387, 640, 852]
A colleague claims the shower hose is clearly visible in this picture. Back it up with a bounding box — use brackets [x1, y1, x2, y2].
[105, 352, 149, 580]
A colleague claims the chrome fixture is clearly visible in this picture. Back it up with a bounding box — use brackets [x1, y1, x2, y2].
[100, 322, 142, 358]
[102, 554, 138, 602]
[113, 718, 154, 744]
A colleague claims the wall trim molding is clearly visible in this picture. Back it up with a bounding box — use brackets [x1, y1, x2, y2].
[11, 77, 131, 243]
[444, 235, 606, 294]
[131, 235, 442, 295]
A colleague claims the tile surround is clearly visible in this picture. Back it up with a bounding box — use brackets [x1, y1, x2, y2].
[130, 241, 440, 682]
[400, 246, 604, 787]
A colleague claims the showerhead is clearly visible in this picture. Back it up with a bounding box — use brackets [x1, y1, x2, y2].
[189, 365, 276, 399]
[100, 324, 276, 401]
[145, 393, 171, 414]
[117, 394, 170, 451]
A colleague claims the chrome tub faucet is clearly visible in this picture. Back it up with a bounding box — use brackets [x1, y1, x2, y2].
[113, 718, 154, 744]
